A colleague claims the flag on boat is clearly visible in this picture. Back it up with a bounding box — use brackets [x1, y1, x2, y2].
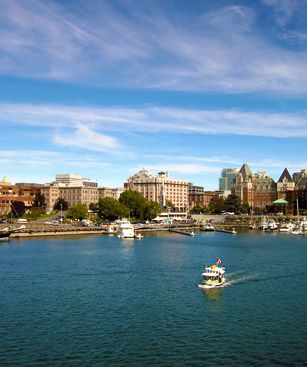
[216, 258, 222, 264]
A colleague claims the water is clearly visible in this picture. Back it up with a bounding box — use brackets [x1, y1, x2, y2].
[0, 232, 306, 366]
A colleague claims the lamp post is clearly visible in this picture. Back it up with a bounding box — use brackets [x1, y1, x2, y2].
[60, 204, 63, 223]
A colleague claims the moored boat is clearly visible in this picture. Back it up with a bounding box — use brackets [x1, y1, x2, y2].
[201, 223, 215, 231]
[116, 219, 135, 238]
[0, 228, 11, 241]
[198, 258, 225, 289]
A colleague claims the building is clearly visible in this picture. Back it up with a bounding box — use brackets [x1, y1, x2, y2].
[125, 169, 189, 211]
[293, 169, 307, 184]
[98, 187, 125, 200]
[188, 184, 205, 209]
[219, 168, 238, 195]
[232, 163, 276, 210]
[42, 174, 99, 212]
[276, 168, 295, 199]
[55, 174, 98, 188]
[0, 177, 35, 215]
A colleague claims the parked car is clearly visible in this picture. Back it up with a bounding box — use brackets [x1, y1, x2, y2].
[0, 218, 7, 224]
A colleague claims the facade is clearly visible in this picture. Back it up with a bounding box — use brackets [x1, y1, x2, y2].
[55, 174, 98, 188]
[232, 164, 276, 210]
[276, 168, 295, 199]
[0, 178, 35, 215]
[98, 187, 125, 200]
[125, 169, 189, 211]
[189, 184, 205, 209]
[42, 174, 99, 212]
[41, 184, 99, 212]
[219, 168, 238, 193]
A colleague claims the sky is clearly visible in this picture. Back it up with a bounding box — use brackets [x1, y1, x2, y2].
[0, 0, 307, 190]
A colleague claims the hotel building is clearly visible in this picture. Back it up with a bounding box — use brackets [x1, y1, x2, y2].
[125, 169, 189, 211]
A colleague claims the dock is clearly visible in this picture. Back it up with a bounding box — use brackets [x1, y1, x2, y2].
[169, 228, 197, 236]
[215, 228, 237, 234]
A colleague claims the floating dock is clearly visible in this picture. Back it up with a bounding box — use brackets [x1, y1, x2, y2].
[215, 228, 237, 234]
[169, 228, 196, 236]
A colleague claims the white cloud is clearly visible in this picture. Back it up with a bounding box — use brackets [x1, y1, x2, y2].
[1, 1, 307, 94]
[53, 123, 121, 153]
[1, 102, 306, 139]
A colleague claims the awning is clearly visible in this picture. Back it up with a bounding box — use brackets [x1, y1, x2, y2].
[272, 198, 288, 205]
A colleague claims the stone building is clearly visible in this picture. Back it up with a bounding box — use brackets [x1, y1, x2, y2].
[232, 163, 276, 211]
[125, 169, 189, 211]
[0, 178, 40, 215]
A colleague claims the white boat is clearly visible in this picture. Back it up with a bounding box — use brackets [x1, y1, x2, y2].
[268, 220, 278, 230]
[116, 219, 135, 238]
[279, 222, 295, 232]
[0, 228, 11, 241]
[201, 223, 215, 231]
[198, 258, 225, 289]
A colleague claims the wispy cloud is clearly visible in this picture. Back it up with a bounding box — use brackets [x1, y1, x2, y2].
[1, 1, 307, 94]
[53, 123, 122, 153]
[1, 102, 307, 139]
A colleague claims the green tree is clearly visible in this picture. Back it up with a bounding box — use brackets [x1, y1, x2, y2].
[66, 204, 88, 220]
[119, 190, 146, 219]
[166, 200, 175, 210]
[223, 194, 242, 214]
[144, 201, 161, 221]
[97, 197, 129, 221]
[54, 198, 69, 211]
[119, 190, 162, 221]
[33, 193, 46, 208]
[208, 197, 224, 214]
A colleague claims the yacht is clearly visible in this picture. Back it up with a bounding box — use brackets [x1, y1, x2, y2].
[116, 219, 135, 239]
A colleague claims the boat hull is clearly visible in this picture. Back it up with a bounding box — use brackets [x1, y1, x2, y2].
[0, 232, 11, 241]
[198, 281, 225, 289]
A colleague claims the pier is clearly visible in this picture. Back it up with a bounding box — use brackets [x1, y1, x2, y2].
[169, 228, 197, 236]
[215, 228, 237, 234]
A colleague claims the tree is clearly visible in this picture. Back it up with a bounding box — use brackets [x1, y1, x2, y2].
[208, 197, 224, 214]
[96, 197, 129, 221]
[33, 193, 46, 208]
[119, 190, 161, 221]
[119, 190, 147, 219]
[54, 198, 69, 211]
[66, 204, 88, 220]
[144, 201, 161, 221]
[223, 194, 242, 214]
[166, 200, 175, 210]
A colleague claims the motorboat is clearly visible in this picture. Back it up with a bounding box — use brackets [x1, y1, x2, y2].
[279, 222, 295, 232]
[268, 220, 278, 230]
[200, 223, 215, 231]
[198, 259, 225, 289]
[116, 219, 135, 238]
[0, 227, 11, 241]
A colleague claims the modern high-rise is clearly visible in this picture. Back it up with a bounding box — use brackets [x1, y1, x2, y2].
[125, 169, 189, 211]
[219, 168, 238, 193]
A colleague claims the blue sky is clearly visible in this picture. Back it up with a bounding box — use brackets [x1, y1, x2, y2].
[0, 0, 307, 189]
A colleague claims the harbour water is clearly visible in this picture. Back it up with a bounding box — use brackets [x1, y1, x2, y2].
[0, 231, 306, 366]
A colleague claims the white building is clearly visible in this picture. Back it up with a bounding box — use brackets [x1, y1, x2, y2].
[125, 169, 189, 211]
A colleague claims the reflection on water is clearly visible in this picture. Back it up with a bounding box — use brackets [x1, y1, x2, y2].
[201, 287, 223, 301]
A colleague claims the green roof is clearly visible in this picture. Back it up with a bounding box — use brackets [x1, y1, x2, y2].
[272, 198, 288, 205]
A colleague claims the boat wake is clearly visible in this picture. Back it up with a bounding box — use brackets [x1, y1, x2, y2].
[224, 273, 263, 287]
